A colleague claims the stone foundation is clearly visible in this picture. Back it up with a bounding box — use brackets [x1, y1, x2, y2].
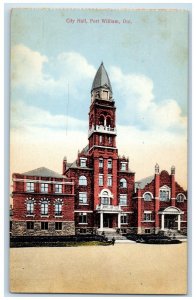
[12, 221, 75, 236]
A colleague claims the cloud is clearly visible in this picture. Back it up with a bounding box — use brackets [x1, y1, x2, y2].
[110, 66, 187, 132]
[11, 100, 87, 132]
[11, 44, 96, 98]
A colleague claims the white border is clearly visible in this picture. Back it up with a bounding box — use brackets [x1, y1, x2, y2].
[2, 1, 194, 299]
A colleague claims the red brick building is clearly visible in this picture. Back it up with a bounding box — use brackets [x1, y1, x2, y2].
[11, 63, 187, 236]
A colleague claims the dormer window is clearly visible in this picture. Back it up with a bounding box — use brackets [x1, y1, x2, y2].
[80, 158, 87, 168]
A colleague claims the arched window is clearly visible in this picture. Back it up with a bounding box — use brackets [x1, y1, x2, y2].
[101, 191, 110, 205]
[143, 192, 152, 201]
[27, 199, 34, 215]
[106, 116, 111, 127]
[99, 115, 105, 126]
[79, 175, 87, 186]
[120, 178, 127, 188]
[41, 200, 48, 215]
[176, 193, 186, 202]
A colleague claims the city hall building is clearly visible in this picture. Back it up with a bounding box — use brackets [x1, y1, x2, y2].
[11, 63, 187, 236]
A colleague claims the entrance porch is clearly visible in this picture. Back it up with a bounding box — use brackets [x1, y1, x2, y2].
[96, 204, 122, 231]
[159, 206, 184, 231]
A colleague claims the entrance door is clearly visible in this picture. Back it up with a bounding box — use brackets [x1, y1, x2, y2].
[103, 214, 112, 228]
[165, 215, 177, 229]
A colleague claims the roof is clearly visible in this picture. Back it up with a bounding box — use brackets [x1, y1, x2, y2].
[22, 167, 65, 178]
[91, 62, 112, 92]
[135, 175, 154, 189]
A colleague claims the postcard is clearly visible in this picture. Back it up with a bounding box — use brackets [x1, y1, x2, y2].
[10, 8, 188, 294]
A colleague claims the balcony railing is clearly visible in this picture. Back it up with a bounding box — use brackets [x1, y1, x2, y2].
[96, 204, 122, 212]
[88, 125, 117, 137]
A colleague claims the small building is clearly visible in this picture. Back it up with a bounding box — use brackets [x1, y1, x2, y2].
[134, 164, 187, 234]
[11, 167, 75, 236]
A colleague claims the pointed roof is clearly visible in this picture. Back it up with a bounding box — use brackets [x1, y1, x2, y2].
[22, 167, 65, 178]
[91, 62, 112, 92]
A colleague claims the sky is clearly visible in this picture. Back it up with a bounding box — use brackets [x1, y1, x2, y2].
[10, 8, 188, 188]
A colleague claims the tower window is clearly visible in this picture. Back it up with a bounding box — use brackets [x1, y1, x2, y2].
[99, 135, 102, 143]
[108, 136, 111, 144]
[120, 178, 127, 188]
[99, 158, 103, 168]
[99, 175, 103, 186]
[103, 90, 108, 100]
[108, 159, 112, 169]
[119, 194, 127, 206]
[107, 175, 112, 187]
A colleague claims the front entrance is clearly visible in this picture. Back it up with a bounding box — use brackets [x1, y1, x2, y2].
[164, 215, 177, 229]
[103, 214, 113, 228]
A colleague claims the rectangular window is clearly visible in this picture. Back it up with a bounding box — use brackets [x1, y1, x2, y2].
[99, 158, 103, 168]
[41, 222, 48, 230]
[144, 213, 152, 221]
[108, 159, 112, 169]
[119, 194, 127, 205]
[55, 202, 62, 215]
[55, 184, 62, 193]
[26, 182, 34, 192]
[79, 192, 87, 204]
[99, 135, 102, 143]
[80, 158, 87, 167]
[99, 175, 103, 186]
[41, 183, 48, 193]
[107, 175, 112, 187]
[55, 222, 62, 230]
[121, 214, 128, 224]
[121, 163, 126, 171]
[101, 197, 110, 205]
[108, 136, 111, 144]
[27, 221, 34, 230]
[145, 229, 151, 234]
[79, 213, 87, 224]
